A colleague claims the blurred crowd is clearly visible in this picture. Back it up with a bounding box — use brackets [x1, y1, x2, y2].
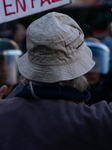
[0, 22, 26, 98]
[0, 18, 112, 105]
[81, 22, 112, 104]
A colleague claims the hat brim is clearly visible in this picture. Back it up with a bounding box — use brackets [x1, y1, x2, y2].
[17, 44, 95, 83]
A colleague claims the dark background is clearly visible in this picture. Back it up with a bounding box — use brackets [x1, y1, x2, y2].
[1, 1, 112, 40]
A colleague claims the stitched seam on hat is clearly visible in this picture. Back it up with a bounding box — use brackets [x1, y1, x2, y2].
[21, 57, 95, 82]
[28, 52, 87, 68]
[76, 41, 84, 49]
[27, 42, 86, 67]
[28, 46, 85, 66]
[26, 28, 79, 45]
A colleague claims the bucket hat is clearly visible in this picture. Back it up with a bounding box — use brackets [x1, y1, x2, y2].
[17, 12, 95, 83]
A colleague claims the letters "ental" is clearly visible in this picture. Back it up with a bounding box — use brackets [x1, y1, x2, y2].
[3, 0, 62, 16]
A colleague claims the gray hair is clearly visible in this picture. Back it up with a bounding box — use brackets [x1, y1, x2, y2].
[58, 76, 88, 91]
[19, 75, 88, 92]
[76, 76, 88, 91]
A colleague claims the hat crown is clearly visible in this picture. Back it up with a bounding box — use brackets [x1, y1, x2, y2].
[17, 12, 95, 83]
[26, 12, 84, 50]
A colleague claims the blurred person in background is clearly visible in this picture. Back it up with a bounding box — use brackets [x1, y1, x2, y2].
[84, 37, 111, 105]
[11, 23, 26, 53]
[0, 23, 12, 39]
[0, 38, 22, 98]
[80, 23, 93, 38]
[102, 21, 112, 60]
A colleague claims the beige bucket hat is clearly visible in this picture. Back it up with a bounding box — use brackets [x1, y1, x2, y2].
[17, 12, 95, 83]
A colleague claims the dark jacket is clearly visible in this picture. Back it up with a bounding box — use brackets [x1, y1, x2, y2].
[0, 82, 112, 150]
[87, 78, 112, 105]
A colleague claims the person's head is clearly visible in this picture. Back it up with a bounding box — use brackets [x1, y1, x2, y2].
[17, 12, 95, 91]
[0, 38, 22, 86]
[84, 38, 110, 85]
[80, 23, 93, 38]
[11, 23, 26, 45]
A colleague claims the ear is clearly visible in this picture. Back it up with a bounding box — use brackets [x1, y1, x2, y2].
[0, 85, 8, 99]
[74, 79, 78, 88]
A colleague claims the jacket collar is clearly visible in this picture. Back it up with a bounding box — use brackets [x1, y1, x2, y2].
[15, 81, 90, 102]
